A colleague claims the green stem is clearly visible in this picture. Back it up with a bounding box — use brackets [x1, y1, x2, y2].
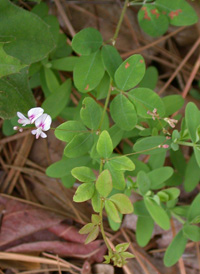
[99, 159, 104, 173]
[112, 0, 129, 45]
[176, 141, 199, 148]
[107, 143, 165, 160]
[99, 198, 113, 253]
[171, 211, 185, 225]
[98, 84, 113, 130]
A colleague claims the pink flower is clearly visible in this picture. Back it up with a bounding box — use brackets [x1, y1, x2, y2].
[17, 107, 44, 126]
[31, 114, 52, 139]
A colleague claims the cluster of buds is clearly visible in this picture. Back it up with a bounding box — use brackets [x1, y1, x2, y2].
[164, 117, 178, 128]
[14, 107, 52, 139]
[158, 144, 169, 149]
[147, 108, 159, 120]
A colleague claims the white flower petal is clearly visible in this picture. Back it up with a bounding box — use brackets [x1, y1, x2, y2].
[35, 113, 52, 131]
[28, 107, 44, 123]
[31, 129, 37, 135]
[17, 112, 31, 126]
[40, 132, 47, 138]
[17, 112, 26, 120]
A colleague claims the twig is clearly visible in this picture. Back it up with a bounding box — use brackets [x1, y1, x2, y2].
[121, 26, 186, 58]
[121, 228, 151, 274]
[54, 0, 76, 37]
[158, 37, 200, 95]
[182, 54, 200, 98]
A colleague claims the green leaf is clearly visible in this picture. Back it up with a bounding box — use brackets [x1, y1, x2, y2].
[108, 216, 122, 231]
[139, 66, 158, 90]
[95, 72, 110, 100]
[105, 200, 121, 223]
[31, 2, 49, 18]
[109, 194, 133, 214]
[46, 156, 91, 178]
[170, 149, 186, 174]
[144, 197, 170, 230]
[0, 68, 35, 119]
[91, 189, 101, 213]
[115, 243, 130, 252]
[79, 223, 95, 234]
[148, 167, 174, 189]
[110, 94, 137, 131]
[101, 45, 122, 79]
[105, 162, 126, 190]
[156, 0, 198, 26]
[61, 174, 76, 188]
[184, 153, 200, 192]
[108, 125, 124, 148]
[133, 136, 169, 155]
[44, 67, 60, 94]
[74, 51, 104, 93]
[158, 188, 180, 201]
[72, 28, 103, 55]
[134, 200, 150, 217]
[183, 224, 200, 242]
[114, 54, 145, 91]
[148, 151, 166, 169]
[0, 44, 27, 78]
[96, 130, 113, 159]
[185, 102, 200, 143]
[2, 116, 17, 136]
[64, 133, 94, 158]
[136, 216, 154, 247]
[194, 147, 200, 168]
[164, 230, 187, 267]
[73, 182, 95, 202]
[109, 156, 135, 171]
[42, 79, 71, 119]
[80, 97, 102, 130]
[85, 225, 99, 244]
[137, 171, 151, 195]
[1, 0, 55, 64]
[51, 57, 78, 71]
[71, 166, 96, 183]
[162, 95, 184, 116]
[92, 214, 101, 225]
[128, 88, 165, 118]
[55, 121, 87, 142]
[96, 169, 112, 197]
[138, 5, 169, 37]
[188, 193, 200, 223]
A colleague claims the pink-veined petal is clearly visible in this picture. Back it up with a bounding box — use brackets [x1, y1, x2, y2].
[17, 112, 31, 126]
[28, 107, 44, 123]
[35, 114, 52, 131]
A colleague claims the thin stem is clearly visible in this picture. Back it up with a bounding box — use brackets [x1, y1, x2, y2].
[98, 84, 113, 130]
[107, 142, 166, 160]
[112, 0, 129, 45]
[171, 211, 185, 225]
[99, 159, 104, 173]
[99, 198, 113, 253]
[176, 141, 199, 148]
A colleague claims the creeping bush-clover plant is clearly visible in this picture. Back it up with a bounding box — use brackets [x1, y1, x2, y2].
[1, 0, 200, 268]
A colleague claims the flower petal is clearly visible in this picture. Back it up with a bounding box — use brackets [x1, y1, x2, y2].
[40, 132, 47, 138]
[31, 129, 37, 135]
[28, 107, 44, 123]
[17, 112, 31, 126]
[35, 113, 52, 131]
[17, 112, 27, 120]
